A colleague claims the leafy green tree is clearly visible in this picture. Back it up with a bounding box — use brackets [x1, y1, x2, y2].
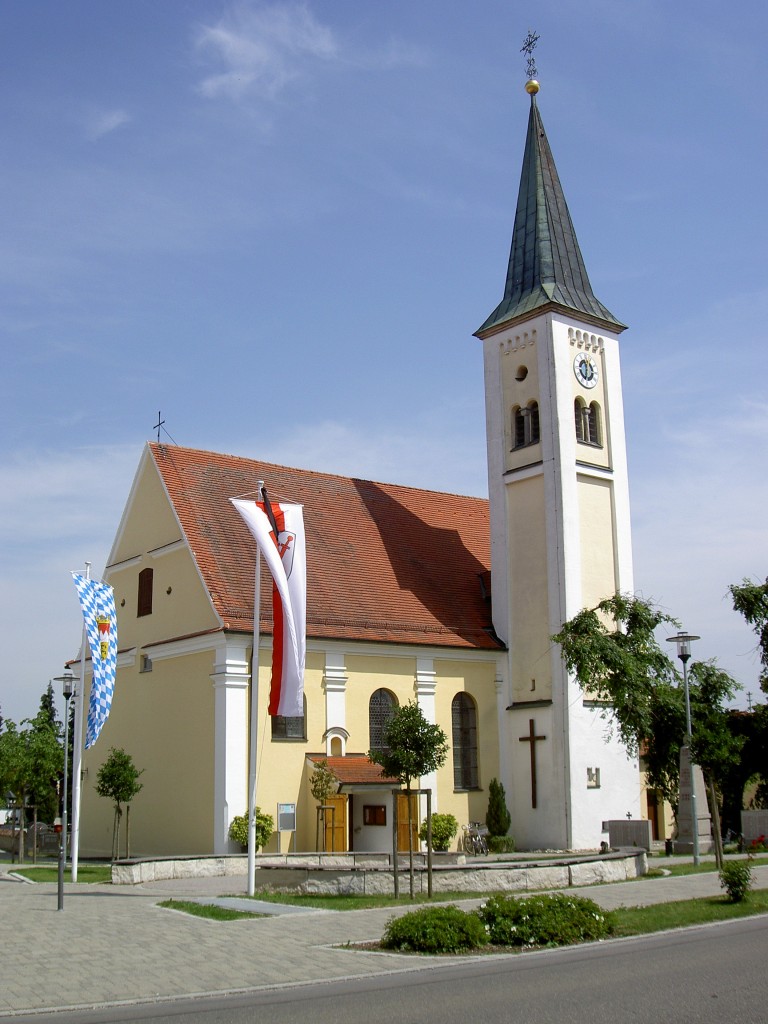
[552, 594, 741, 821]
[228, 808, 274, 849]
[369, 700, 448, 896]
[418, 812, 458, 851]
[309, 759, 339, 851]
[730, 577, 768, 692]
[0, 711, 63, 857]
[95, 748, 144, 860]
[486, 777, 511, 838]
[552, 594, 683, 806]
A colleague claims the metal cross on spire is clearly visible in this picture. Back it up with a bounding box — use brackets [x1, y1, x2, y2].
[521, 29, 540, 81]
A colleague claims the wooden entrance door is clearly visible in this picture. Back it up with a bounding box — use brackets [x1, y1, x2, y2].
[323, 795, 347, 852]
[396, 793, 419, 853]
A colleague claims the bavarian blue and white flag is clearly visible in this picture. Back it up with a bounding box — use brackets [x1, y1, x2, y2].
[72, 573, 118, 748]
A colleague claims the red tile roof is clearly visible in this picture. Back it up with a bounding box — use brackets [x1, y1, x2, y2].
[150, 443, 499, 650]
[307, 754, 400, 786]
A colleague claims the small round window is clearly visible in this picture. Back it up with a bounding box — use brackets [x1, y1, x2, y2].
[515, 365, 528, 381]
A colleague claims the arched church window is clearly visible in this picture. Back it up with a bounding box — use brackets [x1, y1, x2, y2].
[451, 693, 479, 789]
[271, 695, 307, 740]
[512, 401, 541, 449]
[369, 689, 397, 753]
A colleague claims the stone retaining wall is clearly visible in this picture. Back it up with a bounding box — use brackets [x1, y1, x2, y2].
[112, 849, 646, 892]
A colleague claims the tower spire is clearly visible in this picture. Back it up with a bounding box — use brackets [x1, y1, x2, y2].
[476, 81, 625, 336]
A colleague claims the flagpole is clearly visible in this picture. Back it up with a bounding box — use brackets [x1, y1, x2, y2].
[70, 561, 90, 883]
[247, 482, 264, 896]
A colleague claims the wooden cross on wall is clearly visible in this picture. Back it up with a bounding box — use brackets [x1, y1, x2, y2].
[519, 718, 546, 809]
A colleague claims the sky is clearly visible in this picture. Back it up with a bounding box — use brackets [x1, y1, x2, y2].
[1, 0, 766, 725]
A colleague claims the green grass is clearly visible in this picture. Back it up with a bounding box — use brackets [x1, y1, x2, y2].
[612, 887, 768, 936]
[645, 855, 768, 879]
[246, 888, 490, 911]
[11, 864, 113, 884]
[158, 899, 265, 921]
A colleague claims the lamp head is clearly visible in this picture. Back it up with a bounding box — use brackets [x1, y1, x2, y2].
[666, 631, 701, 663]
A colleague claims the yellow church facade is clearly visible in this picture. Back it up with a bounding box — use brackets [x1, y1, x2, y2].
[76, 444, 503, 857]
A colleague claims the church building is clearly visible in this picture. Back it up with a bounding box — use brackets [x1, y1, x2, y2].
[76, 77, 641, 858]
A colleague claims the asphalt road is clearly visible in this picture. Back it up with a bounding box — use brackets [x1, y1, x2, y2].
[18, 914, 768, 1024]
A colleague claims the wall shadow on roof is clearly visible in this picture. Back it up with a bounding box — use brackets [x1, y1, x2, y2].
[352, 479, 496, 648]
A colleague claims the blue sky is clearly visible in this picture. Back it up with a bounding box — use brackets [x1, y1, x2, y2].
[2, 0, 766, 724]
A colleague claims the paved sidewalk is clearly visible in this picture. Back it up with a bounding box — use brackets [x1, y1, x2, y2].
[1, 863, 766, 1017]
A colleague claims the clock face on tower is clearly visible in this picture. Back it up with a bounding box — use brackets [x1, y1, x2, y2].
[574, 353, 598, 389]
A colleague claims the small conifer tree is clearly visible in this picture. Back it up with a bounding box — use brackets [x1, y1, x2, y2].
[486, 777, 511, 837]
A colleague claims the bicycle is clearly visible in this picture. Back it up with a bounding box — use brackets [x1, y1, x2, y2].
[461, 822, 489, 856]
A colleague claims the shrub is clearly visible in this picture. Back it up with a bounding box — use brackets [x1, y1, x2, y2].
[228, 808, 274, 850]
[486, 777, 511, 837]
[382, 905, 488, 953]
[719, 859, 753, 902]
[418, 813, 459, 851]
[477, 892, 613, 948]
[488, 835, 516, 854]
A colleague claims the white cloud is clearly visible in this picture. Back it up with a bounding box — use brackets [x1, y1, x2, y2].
[193, 2, 427, 102]
[0, 445, 141, 725]
[230, 414, 488, 497]
[195, 2, 338, 101]
[83, 108, 132, 141]
[630, 395, 768, 699]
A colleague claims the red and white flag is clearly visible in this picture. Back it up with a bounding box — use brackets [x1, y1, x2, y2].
[231, 496, 306, 717]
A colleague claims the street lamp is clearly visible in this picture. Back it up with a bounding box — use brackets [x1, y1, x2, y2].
[54, 669, 75, 911]
[667, 631, 701, 866]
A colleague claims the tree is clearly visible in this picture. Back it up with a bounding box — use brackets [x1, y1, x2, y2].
[369, 700, 448, 897]
[37, 683, 60, 732]
[95, 748, 144, 860]
[552, 594, 741, 822]
[486, 777, 511, 838]
[730, 577, 768, 692]
[0, 711, 63, 858]
[309, 759, 339, 851]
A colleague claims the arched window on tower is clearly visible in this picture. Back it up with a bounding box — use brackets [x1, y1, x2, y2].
[369, 689, 397, 754]
[575, 399, 602, 446]
[451, 693, 479, 789]
[512, 401, 541, 449]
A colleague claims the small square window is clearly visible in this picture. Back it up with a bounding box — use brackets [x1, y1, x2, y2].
[363, 805, 386, 826]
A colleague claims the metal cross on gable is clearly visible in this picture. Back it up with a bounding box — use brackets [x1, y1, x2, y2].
[153, 411, 165, 442]
[519, 717, 546, 809]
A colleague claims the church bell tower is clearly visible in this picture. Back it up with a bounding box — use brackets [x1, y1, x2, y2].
[476, 75, 640, 849]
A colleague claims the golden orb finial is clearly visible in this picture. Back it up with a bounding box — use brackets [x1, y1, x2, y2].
[525, 79, 540, 95]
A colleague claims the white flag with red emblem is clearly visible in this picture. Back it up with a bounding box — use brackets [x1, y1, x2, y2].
[231, 496, 306, 717]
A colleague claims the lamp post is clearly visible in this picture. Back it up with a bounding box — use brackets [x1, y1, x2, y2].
[666, 631, 700, 866]
[54, 670, 75, 911]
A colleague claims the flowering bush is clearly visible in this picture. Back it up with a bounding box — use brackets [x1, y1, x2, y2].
[719, 859, 753, 902]
[381, 905, 488, 953]
[477, 892, 614, 947]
